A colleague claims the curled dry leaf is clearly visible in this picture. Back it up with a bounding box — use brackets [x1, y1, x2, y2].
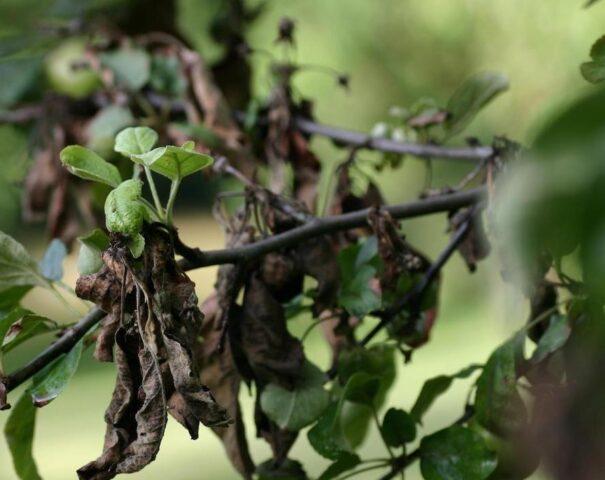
[76, 227, 229, 479]
[449, 207, 490, 272]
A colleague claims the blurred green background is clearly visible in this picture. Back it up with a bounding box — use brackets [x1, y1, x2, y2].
[1, 0, 603, 478]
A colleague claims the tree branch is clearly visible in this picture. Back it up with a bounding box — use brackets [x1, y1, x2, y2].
[3, 187, 483, 395]
[3, 308, 105, 392]
[180, 187, 484, 269]
[292, 116, 494, 162]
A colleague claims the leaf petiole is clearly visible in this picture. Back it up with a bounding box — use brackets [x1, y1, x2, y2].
[165, 177, 181, 225]
[143, 166, 165, 220]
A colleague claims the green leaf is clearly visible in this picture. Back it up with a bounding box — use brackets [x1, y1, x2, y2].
[100, 48, 150, 90]
[342, 372, 381, 406]
[0, 126, 31, 183]
[150, 54, 187, 97]
[420, 426, 497, 480]
[60, 145, 122, 187]
[337, 237, 381, 317]
[256, 458, 307, 479]
[531, 314, 570, 363]
[0, 286, 31, 313]
[381, 408, 416, 446]
[260, 360, 330, 431]
[30, 341, 83, 407]
[4, 391, 42, 480]
[104, 179, 149, 236]
[39, 239, 67, 282]
[411, 364, 482, 423]
[77, 229, 110, 275]
[1, 309, 56, 354]
[0, 56, 42, 108]
[114, 126, 159, 157]
[337, 345, 397, 448]
[128, 233, 145, 258]
[580, 60, 605, 84]
[86, 105, 134, 156]
[0, 231, 50, 292]
[445, 72, 509, 136]
[132, 143, 214, 181]
[475, 334, 526, 436]
[317, 452, 361, 480]
[307, 402, 351, 460]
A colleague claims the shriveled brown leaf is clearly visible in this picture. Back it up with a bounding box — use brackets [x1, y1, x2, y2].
[198, 293, 255, 479]
[237, 275, 304, 387]
[94, 312, 120, 362]
[449, 207, 490, 272]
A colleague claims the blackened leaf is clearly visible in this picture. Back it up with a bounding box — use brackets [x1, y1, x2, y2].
[0, 231, 51, 292]
[101, 48, 151, 91]
[410, 364, 482, 423]
[114, 127, 159, 157]
[4, 390, 42, 480]
[30, 340, 83, 407]
[39, 239, 67, 281]
[132, 144, 213, 181]
[420, 426, 497, 480]
[381, 408, 416, 446]
[260, 361, 330, 431]
[342, 372, 381, 406]
[77, 229, 110, 275]
[531, 314, 570, 363]
[60, 145, 122, 187]
[475, 334, 527, 436]
[445, 72, 509, 136]
[307, 402, 350, 460]
[317, 452, 361, 480]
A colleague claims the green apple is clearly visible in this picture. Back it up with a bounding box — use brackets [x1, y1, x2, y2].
[45, 38, 101, 99]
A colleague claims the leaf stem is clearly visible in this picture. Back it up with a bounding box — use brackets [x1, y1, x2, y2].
[335, 462, 389, 480]
[165, 178, 181, 225]
[144, 166, 165, 220]
[372, 405, 404, 480]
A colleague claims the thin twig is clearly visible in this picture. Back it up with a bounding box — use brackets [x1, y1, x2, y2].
[3, 188, 483, 394]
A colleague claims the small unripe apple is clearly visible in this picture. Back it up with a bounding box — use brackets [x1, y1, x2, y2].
[45, 38, 101, 99]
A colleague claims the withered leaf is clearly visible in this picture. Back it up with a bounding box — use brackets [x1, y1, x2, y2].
[449, 207, 490, 272]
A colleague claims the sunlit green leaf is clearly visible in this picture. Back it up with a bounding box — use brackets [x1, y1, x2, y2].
[132, 143, 214, 181]
[30, 341, 83, 407]
[60, 145, 122, 187]
[445, 72, 509, 136]
[4, 391, 42, 480]
[114, 126, 159, 157]
[128, 233, 145, 258]
[104, 179, 149, 236]
[0, 231, 50, 292]
[39, 239, 67, 282]
[420, 426, 497, 480]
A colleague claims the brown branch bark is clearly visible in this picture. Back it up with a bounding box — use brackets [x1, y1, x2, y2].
[3, 187, 484, 394]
